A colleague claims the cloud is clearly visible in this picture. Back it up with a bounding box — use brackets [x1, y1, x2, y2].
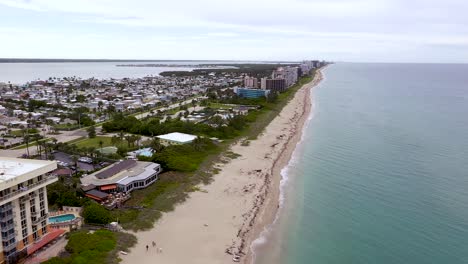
[0, 0, 467, 62]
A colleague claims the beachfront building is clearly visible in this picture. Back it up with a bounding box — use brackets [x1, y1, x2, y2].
[80, 160, 161, 197]
[0, 158, 59, 264]
[260, 78, 286, 92]
[272, 66, 298, 87]
[233, 87, 271, 99]
[156, 132, 198, 146]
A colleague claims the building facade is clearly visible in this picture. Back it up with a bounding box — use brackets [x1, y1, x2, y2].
[234, 87, 271, 98]
[260, 78, 286, 92]
[80, 160, 161, 195]
[243, 77, 258, 88]
[0, 158, 58, 264]
[271, 66, 298, 88]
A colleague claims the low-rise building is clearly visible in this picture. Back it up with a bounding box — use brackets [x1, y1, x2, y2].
[234, 87, 271, 99]
[80, 160, 161, 195]
[156, 132, 198, 146]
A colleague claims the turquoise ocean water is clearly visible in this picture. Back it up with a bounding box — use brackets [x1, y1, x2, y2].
[253, 63, 468, 264]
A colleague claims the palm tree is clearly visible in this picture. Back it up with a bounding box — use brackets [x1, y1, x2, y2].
[23, 133, 30, 157]
[134, 135, 142, 148]
[150, 138, 164, 153]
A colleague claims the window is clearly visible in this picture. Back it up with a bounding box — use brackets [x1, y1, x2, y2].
[41, 226, 47, 234]
[38, 175, 43, 181]
[28, 179, 33, 185]
[23, 238, 28, 246]
[22, 228, 28, 238]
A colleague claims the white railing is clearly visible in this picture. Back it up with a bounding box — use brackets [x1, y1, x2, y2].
[0, 176, 58, 204]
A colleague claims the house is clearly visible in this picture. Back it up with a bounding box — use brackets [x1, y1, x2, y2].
[80, 160, 161, 195]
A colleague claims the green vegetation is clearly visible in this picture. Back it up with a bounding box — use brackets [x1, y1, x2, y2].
[208, 102, 233, 109]
[160, 63, 298, 77]
[152, 137, 218, 172]
[87, 125, 96, 138]
[43, 230, 136, 264]
[82, 203, 114, 225]
[10, 128, 38, 136]
[47, 181, 84, 208]
[73, 136, 123, 149]
[11, 138, 50, 150]
[53, 123, 80, 131]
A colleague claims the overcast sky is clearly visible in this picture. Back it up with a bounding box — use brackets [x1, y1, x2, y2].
[0, 0, 467, 62]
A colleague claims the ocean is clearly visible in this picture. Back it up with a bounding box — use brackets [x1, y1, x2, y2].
[253, 63, 468, 264]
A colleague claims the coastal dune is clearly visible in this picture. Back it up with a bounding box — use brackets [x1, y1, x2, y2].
[121, 69, 324, 264]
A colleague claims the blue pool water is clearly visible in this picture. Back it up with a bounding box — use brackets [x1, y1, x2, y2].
[49, 214, 75, 223]
[136, 148, 153, 157]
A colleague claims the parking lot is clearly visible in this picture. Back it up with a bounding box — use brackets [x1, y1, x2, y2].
[53, 152, 96, 172]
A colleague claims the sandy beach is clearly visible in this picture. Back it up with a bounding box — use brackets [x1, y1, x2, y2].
[121, 69, 324, 264]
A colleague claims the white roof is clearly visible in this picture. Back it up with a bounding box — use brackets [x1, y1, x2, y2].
[156, 132, 197, 143]
[0, 157, 56, 182]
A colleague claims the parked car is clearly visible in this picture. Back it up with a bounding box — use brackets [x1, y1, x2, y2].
[78, 157, 93, 164]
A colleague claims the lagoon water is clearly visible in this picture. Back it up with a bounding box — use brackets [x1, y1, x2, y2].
[0, 60, 260, 84]
[0, 61, 199, 84]
[254, 63, 468, 264]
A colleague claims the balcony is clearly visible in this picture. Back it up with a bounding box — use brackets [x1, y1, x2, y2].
[32, 214, 48, 225]
[1, 232, 16, 241]
[0, 204, 13, 213]
[0, 213, 14, 223]
[0, 176, 58, 205]
[2, 242, 17, 252]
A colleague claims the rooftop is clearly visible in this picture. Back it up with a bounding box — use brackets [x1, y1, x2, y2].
[0, 157, 56, 183]
[156, 132, 197, 143]
[81, 160, 160, 187]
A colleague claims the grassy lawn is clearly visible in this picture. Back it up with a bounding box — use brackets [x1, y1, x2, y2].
[208, 102, 233, 109]
[54, 123, 80, 131]
[42, 229, 137, 264]
[11, 138, 51, 150]
[73, 136, 128, 149]
[10, 129, 38, 136]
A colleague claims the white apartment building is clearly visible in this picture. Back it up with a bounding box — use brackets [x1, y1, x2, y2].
[272, 67, 299, 88]
[0, 158, 58, 264]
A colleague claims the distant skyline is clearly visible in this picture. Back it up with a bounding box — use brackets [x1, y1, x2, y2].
[1, 0, 467, 63]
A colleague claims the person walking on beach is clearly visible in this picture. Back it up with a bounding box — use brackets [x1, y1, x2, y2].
[146, 245, 149, 251]
[152, 241, 156, 247]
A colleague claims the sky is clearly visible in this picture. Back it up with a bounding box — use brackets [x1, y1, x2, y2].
[0, 0, 467, 63]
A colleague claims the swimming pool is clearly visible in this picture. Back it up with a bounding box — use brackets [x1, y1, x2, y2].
[49, 214, 76, 223]
[136, 148, 153, 157]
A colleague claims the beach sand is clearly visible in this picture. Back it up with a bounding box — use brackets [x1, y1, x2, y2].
[121, 69, 324, 264]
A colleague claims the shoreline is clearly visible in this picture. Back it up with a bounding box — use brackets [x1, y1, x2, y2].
[120, 69, 324, 264]
[246, 69, 324, 264]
